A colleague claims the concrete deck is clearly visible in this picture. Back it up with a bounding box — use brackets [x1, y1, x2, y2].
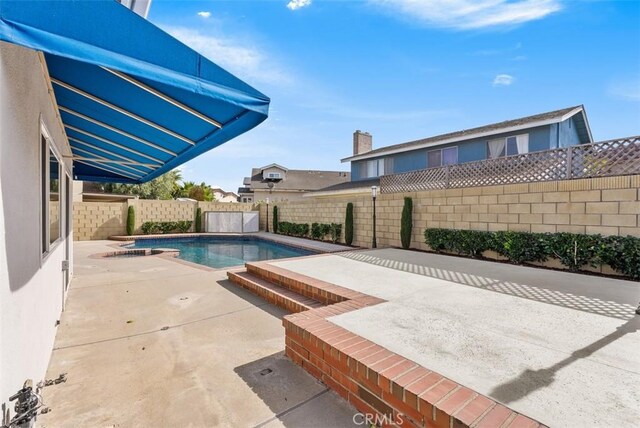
[38, 241, 357, 427]
[273, 249, 640, 428]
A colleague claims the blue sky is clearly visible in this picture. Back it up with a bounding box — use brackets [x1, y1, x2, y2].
[148, 0, 640, 192]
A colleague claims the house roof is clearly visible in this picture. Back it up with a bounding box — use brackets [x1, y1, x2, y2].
[312, 178, 380, 193]
[342, 105, 592, 162]
[249, 169, 350, 191]
[80, 192, 137, 202]
[211, 188, 239, 198]
[259, 163, 288, 172]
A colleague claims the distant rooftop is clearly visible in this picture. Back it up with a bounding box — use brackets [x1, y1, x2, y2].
[343, 105, 592, 162]
[249, 168, 350, 191]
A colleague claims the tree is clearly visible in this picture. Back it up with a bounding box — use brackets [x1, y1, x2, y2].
[103, 170, 182, 200]
[126, 206, 135, 235]
[400, 197, 413, 250]
[101, 170, 216, 202]
[345, 202, 354, 246]
[174, 181, 214, 201]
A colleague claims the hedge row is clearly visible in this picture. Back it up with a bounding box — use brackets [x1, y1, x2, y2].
[141, 221, 192, 235]
[277, 221, 343, 243]
[311, 222, 342, 243]
[277, 222, 310, 238]
[424, 228, 640, 279]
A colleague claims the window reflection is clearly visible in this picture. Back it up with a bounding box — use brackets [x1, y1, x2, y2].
[49, 149, 60, 244]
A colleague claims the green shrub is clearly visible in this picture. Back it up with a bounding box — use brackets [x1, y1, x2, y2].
[400, 197, 413, 249]
[141, 221, 159, 235]
[330, 223, 342, 243]
[195, 207, 202, 232]
[175, 221, 192, 233]
[424, 228, 452, 252]
[273, 206, 278, 234]
[158, 222, 177, 234]
[546, 233, 602, 271]
[491, 231, 548, 264]
[424, 227, 640, 279]
[126, 206, 135, 236]
[310, 223, 338, 241]
[599, 235, 640, 280]
[141, 221, 191, 235]
[450, 229, 490, 257]
[277, 222, 309, 237]
[345, 202, 354, 246]
[311, 222, 322, 240]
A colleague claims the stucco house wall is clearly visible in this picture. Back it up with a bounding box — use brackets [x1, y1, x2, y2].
[0, 42, 73, 412]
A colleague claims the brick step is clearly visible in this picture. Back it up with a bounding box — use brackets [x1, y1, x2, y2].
[227, 270, 325, 313]
[245, 262, 360, 305]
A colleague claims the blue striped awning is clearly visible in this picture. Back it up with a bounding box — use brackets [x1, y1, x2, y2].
[0, 0, 270, 183]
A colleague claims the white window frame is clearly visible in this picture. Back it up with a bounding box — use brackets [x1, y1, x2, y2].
[488, 133, 529, 159]
[267, 172, 282, 179]
[427, 146, 458, 168]
[361, 158, 387, 178]
[41, 121, 64, 259]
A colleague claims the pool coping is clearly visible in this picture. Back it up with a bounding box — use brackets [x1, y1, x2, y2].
[92, 233, 348, 272]
[108, 232, 354, 253]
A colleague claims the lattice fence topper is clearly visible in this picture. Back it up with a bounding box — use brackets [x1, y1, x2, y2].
[381, 136, 640, 193]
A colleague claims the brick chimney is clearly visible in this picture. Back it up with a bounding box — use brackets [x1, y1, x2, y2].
[353, 130, 372, 156]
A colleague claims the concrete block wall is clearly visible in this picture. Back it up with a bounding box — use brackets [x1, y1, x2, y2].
[74, 202, 128, 240]
[73, 175, 638, 243]
[272, 175, 640, 250]
[130, 199, 197, 233]
[73, 200, 256, 240]
[268, 194, 380, 248]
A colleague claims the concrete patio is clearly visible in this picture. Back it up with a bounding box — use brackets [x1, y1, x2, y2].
[273, 249, 640, 427]
[38, 239, 640, 427]
[37, 241, 358, 427]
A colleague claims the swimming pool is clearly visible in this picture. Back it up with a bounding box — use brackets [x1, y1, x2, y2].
[126, 236, 316, 269]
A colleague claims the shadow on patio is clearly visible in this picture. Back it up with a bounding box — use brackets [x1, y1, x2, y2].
[338, 251, 637, 320]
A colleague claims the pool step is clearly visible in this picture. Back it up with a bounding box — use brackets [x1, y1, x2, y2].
[227, 270, 325, 313]
[245, 262, 352, 305]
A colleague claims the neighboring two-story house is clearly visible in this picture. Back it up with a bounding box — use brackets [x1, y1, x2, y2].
[239, 163, 350, 202]
[211, 188, 239, 203]
[342, 105, 593, 182]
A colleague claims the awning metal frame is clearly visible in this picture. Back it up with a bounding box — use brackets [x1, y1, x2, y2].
[101, 67, 223, 129]
[65, 125, 164, 164]
[75, 159, 143, 180]
[59, 106, 177, 156]
[51, 78, 196, 146]
[68, 137, 159, 171]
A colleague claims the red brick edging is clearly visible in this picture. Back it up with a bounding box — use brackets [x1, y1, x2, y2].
[235, 262, 545, 428]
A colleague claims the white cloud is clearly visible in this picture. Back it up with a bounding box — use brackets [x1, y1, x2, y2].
[164, 27, 291, 86]
[287, 0, 312, 11]
[197, 11, 211, 18]
[371, 0, 562, 30]
[608, 78, 640, 101]
[493, 74, 515, 86]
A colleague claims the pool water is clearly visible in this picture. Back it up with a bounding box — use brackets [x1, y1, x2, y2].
[127, 237, 316, 269]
